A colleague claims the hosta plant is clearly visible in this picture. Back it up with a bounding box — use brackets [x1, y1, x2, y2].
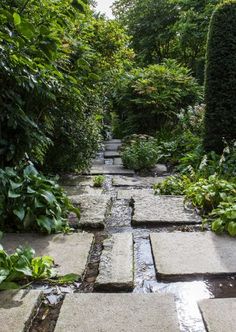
[153, 175, 192, 196]
[93, 175, 105, 188]
[0, 160, 80, 234]
[184, 175, 236, 214]
[209, 196, 236, 236]
[0, 245, 55, 290]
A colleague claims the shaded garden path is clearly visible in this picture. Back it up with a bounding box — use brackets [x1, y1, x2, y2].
[1, 139, 236, 332]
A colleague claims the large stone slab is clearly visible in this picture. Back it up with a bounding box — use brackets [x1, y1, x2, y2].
[95, 233, 134, 291]
[150, 232, 236, 278]
[106, 139, 122, 144]
[199, 298, 236, 332]
[113, 157, 123, 165]
[117, 188, 154, 200]
[55, 293, 180, 332]
[104, 151, 120, 158]
[112, 175, 165, 187]
[70, 194, 111, 228]
[88, 165, 135, 175]
[60, 175, 93, 187]
[105, 143, 121, 151]
[1, 233, 93, 277]
[133, 196, 201, 225]
[0, 290, 42, 332]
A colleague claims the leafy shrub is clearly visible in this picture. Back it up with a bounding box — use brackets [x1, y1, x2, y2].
[210, 196, 236, 236]
[113, 60, 203, 136]
[93, 175, 105, 187]
[153, 175, 192, 195]
[177, 104, 205, 136]
[0, 244, 55, 290]
[121, 137, 158, 171]
[204, 1, 236, 152]
[185, 176, 236, 214]
[0, 161, 79, 234]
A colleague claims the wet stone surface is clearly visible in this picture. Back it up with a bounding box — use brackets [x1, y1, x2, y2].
[112, 175, 165, 187]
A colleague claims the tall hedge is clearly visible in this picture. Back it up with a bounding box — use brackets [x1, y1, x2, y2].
[204, 1, 236, 152]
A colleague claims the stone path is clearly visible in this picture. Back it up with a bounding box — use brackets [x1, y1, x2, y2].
[2, 138, 236, 332]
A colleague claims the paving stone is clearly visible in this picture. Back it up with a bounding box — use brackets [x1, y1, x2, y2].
[133, 196, 201, 225]
[112, 175, 165, 187]
[113, 157, 123, 165]
[105, 143, 121, 151]
[1, 233, 93, 276]
[60, 175, 93, 187]
[153, 163, 168, 174]
[117, 188, 154, 200]
[0, 290, 42, 332]
[54, 293, 179, 332]
[88, 165, 135, 175]
[199, 298, 236, 332]
[104, 150, 120, 158]
[92, 158, 104, 166]
[95, 233, 134, 291]
[150, 232, 236, 278]
[70, 194, 111, 228]
[106, 139, 122, 144]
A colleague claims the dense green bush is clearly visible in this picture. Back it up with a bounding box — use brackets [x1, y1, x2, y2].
[0, 1, 132, 171]
[153, 175, 192, 195]
[113, 60, 202, 136]
[204, 1, 236, 152]
[121, 136, 158, 171]
[0, 161, 79, 234]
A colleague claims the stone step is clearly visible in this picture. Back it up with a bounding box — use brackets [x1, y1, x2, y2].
[104, 151, 120, 158]
[117, 188, 154, 200]
[150, 232, 236, 279]
[95, 233, 134, 291]
[105, 143, 122, 151]
[112, 175, 165, 187]
[87, 165, 135, 176]
[54, 293, 180, 332]
[199, 298, 236, 332]
[106, 139, 122, 144]
[113, 157, 123, 165]
[70, 194, 111, 228]
[1, 233, 93, 277]
[0, 290, 42, 332]
[132, 196, 201, 226]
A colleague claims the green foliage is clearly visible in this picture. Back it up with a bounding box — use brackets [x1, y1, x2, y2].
[0, 161, 79, 234]
[0, 244, 55, 290]
[153, 175, 192, 195]
[204, 1, 236, 152]
[113, 60, 202, 136]
[184, 176, 236, 214]
[210, 196, 236, 236]
[0, 1, 132, 171]
[93, 175, 105, 187]
[121, 136, 158, 171]
[113, 0, 219, 76]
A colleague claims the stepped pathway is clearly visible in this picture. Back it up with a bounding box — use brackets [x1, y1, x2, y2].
[1, 139, 236, 332]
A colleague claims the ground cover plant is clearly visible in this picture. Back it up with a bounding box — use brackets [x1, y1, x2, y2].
[93, 175, 105, 187]
[0, 160, 80, 234]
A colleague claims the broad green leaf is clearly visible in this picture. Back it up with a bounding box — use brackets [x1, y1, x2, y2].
[0, 281, 19, 290]
[13, 12, 21, 26]
[13, 208, 25, 221]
